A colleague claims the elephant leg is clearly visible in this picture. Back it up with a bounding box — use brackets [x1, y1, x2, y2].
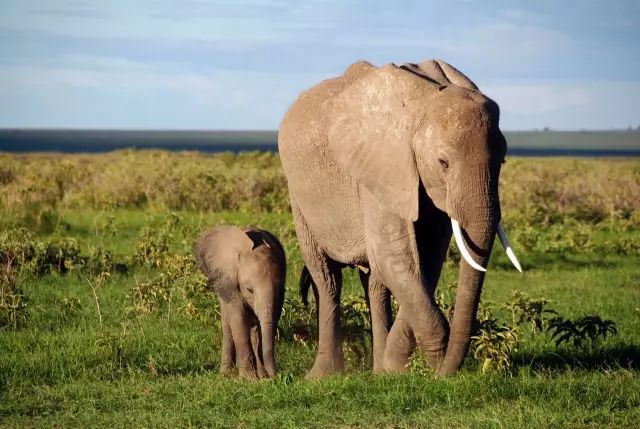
[219, 301, 235, 375]
[383, 306, 416, 372]
[362, 192, 448, 371]
[382, 280, 447, 371]
[359, 270, 392, 373]
[292, 201, 344, 378]
[251, 324, 267, 379]
[228, 302, 258, 379]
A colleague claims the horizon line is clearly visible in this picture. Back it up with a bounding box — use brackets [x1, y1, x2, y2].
[2, 127, 640, 133]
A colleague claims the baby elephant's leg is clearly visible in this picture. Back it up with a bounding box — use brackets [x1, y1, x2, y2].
[219, 301, 235, 375]
[250, 325, 267, 379]
[227, 302, 259, 379]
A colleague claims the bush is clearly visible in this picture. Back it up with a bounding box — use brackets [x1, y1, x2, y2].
[0, 262, 27, 329]
[2, 153, 637, 225]
[29, 238, 83, 275]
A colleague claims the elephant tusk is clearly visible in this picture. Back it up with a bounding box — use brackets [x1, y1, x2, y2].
[451, 219, 486, 273]
[497, 222, 523, 273]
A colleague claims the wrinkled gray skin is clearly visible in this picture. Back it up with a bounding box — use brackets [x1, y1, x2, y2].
[278, 59, 507, 378]
[194, 225, 286, 379]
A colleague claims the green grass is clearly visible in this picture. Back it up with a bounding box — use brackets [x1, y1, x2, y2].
[1, 208, 639, 428]
[1, 153, 640, 428]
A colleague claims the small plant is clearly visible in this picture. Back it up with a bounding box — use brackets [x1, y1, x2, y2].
[0, 227, 36, 272]
[470, 308, 519, 373]
[133, 227, 170, 267]
[542, 223, 593, 254]
[503, 290, 556, 335]
[127, 275, 171, 317]
[341, 295, 371, 370]
[547, 315, 617, 351]
[342, 295, 370, 332]
[279, 297, 316, 344]
[29, 238, 83, 275]
[445, 246, 461, 267]
[98, 213, 118, 237]
[82, 271, 109, 327]
[127, 254, 207, 323]
[21, 204, 61, 234]
[95, 323, 129, 368]
[0, 263, 27, 329]
[83, 247, 115, 275]
[132, 213, 187, 268]
[603, 236, 640, 255]
[408, 350, 433, 376]
[60, 297, 82, 315]
[435, 281, 457, 322]
[509, 224, 542, 252]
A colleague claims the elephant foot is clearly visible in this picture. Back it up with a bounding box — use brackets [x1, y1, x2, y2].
[263, 364, 277, 379]
[382, 352, 411, 373]
[219, 364, 235, 376]
[306, 351, 345, 379]
[255, 362, 267, 379]
[372, 362, 387, 374]
[414, 335, 447, 371]
[382, 315, 415, 373]
[237, 365, 259, 380]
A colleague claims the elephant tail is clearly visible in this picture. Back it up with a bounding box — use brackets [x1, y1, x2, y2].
[299, 265, 318, 311]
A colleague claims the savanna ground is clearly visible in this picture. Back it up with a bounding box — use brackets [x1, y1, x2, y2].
[1, 151, 639, 428]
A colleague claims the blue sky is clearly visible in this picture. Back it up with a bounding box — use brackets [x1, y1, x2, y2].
[0, 0, 638, 130]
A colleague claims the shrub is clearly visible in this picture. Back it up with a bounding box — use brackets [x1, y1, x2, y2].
[470, 308, 520, 373]
[127, 253, 211, 322]
[0, 262, 27, 329]
[279, 297, 316, 344]
[3, 153, 637, 223]
[0, 228, 36, 272]
[29, 238, 83, 275]
[503, 290, 556, 335]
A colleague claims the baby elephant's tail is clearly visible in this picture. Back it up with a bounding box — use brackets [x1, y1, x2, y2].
[299, 266, 319, 311]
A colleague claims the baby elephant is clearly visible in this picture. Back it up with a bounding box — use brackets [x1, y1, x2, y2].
[194, 225, 286, 379]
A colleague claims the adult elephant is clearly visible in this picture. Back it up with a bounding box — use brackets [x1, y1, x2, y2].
[278, 59, 521, 378]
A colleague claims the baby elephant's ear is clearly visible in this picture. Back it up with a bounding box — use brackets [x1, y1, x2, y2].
[325, 64, 431, 221]
[244, 230, 269, 250]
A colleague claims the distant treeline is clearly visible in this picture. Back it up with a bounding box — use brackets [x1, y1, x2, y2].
[1, 129, 639, 156]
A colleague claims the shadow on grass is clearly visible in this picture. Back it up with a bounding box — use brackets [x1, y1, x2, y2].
[515, 344, 640, 372]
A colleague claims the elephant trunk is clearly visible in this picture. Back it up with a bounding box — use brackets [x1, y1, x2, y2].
[256, 287, 283, 378]
[259, 315, 276, 378]
[439, 166, 499, 376]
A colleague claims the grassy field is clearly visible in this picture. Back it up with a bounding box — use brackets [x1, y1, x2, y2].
[1, 151, 639, 428]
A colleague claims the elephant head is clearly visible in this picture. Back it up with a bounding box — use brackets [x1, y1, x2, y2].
[326, 60, 521, 375]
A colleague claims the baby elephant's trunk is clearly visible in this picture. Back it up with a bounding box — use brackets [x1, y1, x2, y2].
[256, 287, 281, 378]
[259, 314, 276, 378]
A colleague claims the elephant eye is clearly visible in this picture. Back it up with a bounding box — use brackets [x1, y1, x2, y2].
[438, 158, 449, 171]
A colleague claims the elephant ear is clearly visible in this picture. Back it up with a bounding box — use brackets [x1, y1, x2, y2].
[326, 64, 431, 221]
[243, 229, 269, 249]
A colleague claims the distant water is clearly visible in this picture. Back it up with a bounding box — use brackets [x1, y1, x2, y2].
[1, 129, 639, 157]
